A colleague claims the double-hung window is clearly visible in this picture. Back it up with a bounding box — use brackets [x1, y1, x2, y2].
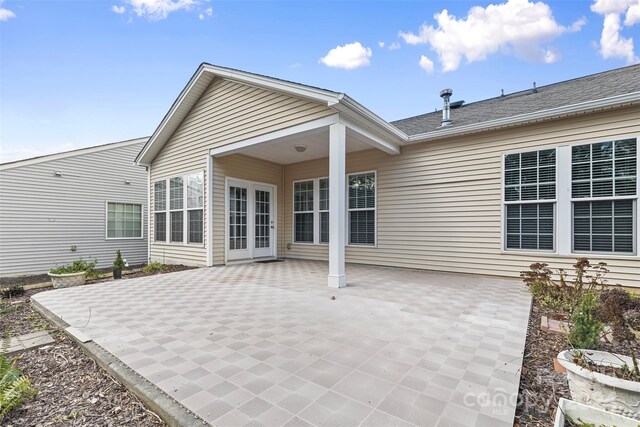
[319, 178, 330, 244]
[348, 172, 376, 245]
[154, 181, 166, 242]
[571, 139, 637, 253]
[106, 202, 143, 239]
[293, 180, 314, 243]
[504, 149, 556, 251]
[154, 171, 204, 245]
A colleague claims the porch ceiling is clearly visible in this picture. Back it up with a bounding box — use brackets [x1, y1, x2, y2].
[239, 127, 373, 165]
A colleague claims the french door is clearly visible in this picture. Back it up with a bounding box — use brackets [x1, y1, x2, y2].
[227, 179, 275, 261]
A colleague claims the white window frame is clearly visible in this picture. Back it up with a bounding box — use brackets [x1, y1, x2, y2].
[186, 173, 205, 245]
[153, 180, 167, 243]
[153, 170, 205, 247]
[292, 179, 316, 244]
[105, 201, 144, 240]
[568, 139, 638, 256]
[501, 135, 640, 258]
[347, 170, 377, 247]
[319, 177, 330, 245]
[501, 149, 557, 253]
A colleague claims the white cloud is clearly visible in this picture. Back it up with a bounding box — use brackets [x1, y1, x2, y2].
[388, 42, 401, 51]
[399, 0, 584, 72]
[290, 62, 302, 69]
[117, 0, 196, 20]
[319, 42, 372, 70]
[591, 0, 640, 63]
[419, 55, 434, 73]
[0, 0, 16, 21]
[112, 5, 126, 14]
[198, 6, 212, 20]
[378, 41, 385, 48]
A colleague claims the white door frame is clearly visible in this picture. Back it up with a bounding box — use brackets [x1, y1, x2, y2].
[225, 177, 277, 262]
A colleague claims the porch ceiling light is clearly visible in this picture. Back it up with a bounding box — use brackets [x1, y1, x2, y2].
[294, 145, 307, 153]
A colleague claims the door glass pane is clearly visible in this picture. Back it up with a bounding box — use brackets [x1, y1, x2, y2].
[255, 190, 270, 249]
[229, 186, 247, 250]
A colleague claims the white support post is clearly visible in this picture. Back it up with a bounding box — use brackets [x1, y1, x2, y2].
[206, 155, 214, 266]
[328, 123, 347, 288]
[557, 146, 571, 256]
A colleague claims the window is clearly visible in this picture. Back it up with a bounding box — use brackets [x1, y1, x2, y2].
[170, 177, 184, 243]
[571, 139, 636, 254]
[504, 149, 556, 251]
[187, 174, 204, 244]
[319, 178, 329, 244]
[154, 181, 166, 242]
[106, 202, 142, 239]
[153, 171, 204, 245]
[294, 180, 314, 243]
[348, 172, 376, 245]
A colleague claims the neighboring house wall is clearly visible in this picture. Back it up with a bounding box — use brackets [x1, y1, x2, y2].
[148, 77, 333, 266]
[283, 105, 640, 286]
[0, 140, 148, 276]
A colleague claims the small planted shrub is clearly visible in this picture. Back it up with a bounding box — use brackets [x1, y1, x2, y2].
[0, 355, 37, 419]
[568, 292, 604, 350]
[144, 261, 167, 274]
[112, 250, 125, 280]
[49, 258, 98, 279]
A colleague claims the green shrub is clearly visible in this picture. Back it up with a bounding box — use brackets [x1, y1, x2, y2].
[49, 259, 98, 278]
[568, 291, 604, 350]
[144, 262, 167, 274]
[0, 354, 37, 419]
[1, 286, 24, 299]
[112, 250, 125, 271]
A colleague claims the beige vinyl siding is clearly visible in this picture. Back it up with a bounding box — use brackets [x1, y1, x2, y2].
[0, 141, 148, 276]
[212, 155, 283, 265]
[149, 77, 330, 266]
[283, 105, 640, 287]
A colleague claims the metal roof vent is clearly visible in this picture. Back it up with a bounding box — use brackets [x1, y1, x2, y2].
[440, 88, 453, 127]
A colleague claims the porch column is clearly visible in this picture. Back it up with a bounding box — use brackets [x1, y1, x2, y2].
[328, 122, 347, 288]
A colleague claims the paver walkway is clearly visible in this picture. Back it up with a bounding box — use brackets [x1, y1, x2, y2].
[2, 330, 55, 355]
[33, 260, 531, 427]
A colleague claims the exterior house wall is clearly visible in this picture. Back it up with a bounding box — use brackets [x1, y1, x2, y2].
[0, 140, 148, 276]
[148, 76, 333, 266]
[283, 105, 640, 286]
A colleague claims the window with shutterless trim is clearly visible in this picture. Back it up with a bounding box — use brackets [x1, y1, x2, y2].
[106, 202, 143, 239]
[153, 171, 204, 245]
[319, 178, 330, 244]
[571, 139, 637, 254]
[293, 180, 314, 243]
[348, 172, 376, 246]
[503, 149, 556, 251]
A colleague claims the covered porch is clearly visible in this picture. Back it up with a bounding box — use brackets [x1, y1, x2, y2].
[206, 113, 402, 288]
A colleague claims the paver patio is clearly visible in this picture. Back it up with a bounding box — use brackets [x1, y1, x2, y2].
[33, 260, 531, 427]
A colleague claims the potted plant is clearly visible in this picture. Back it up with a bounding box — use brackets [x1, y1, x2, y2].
[557, 289, 640, 419]
[554, 398, 638, 427]
[112, 250, 125, 280]
[48, 258, 97, 288]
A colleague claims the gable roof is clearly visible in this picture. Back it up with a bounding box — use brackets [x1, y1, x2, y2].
[135, 63, 405, 165]
[393, 63, 640, 140]
[0, 137, 148, 171]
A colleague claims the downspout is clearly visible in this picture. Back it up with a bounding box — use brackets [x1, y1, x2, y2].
[281, 164, 285, 259]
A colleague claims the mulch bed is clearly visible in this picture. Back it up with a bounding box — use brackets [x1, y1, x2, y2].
[0, 267, 200, 425]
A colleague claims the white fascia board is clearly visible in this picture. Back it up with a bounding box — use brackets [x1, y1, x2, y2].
[209, 114, 340, 157]
[335, 95, 407, 142]
[203, 64, 341, 105]
[339, 116, 401, 155]
[407, 91, 640, 143]
[0, 137, 149, 171]
[136, 66, 209, 166]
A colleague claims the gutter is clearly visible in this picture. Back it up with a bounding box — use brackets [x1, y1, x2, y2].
[407, 91, 640, 143]
[337, 95, 407, 142]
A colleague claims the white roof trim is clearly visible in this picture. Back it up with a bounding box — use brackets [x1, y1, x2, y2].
[0, 137, 148, 171]
[407, 91, 640, 143]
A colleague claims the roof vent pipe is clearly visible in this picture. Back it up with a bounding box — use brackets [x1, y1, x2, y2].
[440, 88, 453, 127]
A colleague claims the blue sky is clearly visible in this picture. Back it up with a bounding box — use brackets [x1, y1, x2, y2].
[1, 0, 639, 162]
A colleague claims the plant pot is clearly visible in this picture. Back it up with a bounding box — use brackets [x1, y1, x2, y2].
[48, 271, 87, 288]
[557, 349, 640, 419]
[113, 268, 122, 280]
[554, 398, 638, 427]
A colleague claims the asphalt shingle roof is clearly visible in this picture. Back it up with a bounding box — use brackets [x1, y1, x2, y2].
[391, 64, 640, 136]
